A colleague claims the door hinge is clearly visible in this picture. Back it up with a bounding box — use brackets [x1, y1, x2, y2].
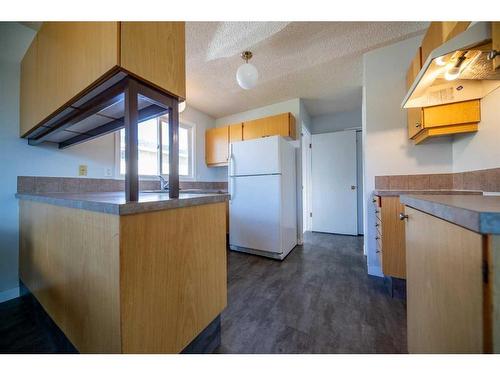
[483, 260, 489, 284]
[309, 212, 312, 217]
[309, 143, 312, 149]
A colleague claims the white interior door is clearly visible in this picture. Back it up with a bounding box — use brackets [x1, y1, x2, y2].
[301, 125, 312, 232]
[312, 130, 358, 235]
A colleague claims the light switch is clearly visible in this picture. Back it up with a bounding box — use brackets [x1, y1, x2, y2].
[79, 165, 88, 176]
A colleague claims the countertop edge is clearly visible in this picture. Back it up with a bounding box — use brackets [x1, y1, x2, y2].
[400, 194, 500, 235]
[373, 189, 483, 197]
[16, 193, 229, 216]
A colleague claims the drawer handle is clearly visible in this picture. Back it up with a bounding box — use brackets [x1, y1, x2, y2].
[376, 250, 381, 253]
[375, 210, 380, 214]
[415, 123, 421, 128]
[399, 213, 408, 221]
[375, 223, 379, 227]
[375, 236, 380, 240]
[372, 198, 377, 203]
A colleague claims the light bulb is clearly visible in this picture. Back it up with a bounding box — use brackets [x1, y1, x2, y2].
[236, 63, 258, 90]
[435, 56, 447, 66]
[444, 66, 461, 81]
[178, 101, 186, 113]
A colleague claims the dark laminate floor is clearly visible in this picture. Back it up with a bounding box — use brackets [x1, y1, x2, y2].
[215, 232, 407, 354]
[0, 232, 406, 354]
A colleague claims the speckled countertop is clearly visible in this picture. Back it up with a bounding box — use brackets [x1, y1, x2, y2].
[16, 191, 229, 216]
[373, 189, 482, 197]
[400, 194, 500, 235]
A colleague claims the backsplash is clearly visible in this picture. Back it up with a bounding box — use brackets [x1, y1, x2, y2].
[17, 176, 227, 194]
[375, 167, 500, 192]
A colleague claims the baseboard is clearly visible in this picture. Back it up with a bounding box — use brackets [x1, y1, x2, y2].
[0, 286, 20, 304]
[367, 264, 383, 277]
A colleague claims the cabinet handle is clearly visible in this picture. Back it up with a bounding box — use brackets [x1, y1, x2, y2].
[415, 123, 421, 128]
[375, 223, 379, 227]
[399, 213, 408, 221]
[372, 198, 377, 203]
[375, 209, 380, 214]
[376, 250, 381, 253]
[375, 236, 380, 240]
[488, 50, 500, 60]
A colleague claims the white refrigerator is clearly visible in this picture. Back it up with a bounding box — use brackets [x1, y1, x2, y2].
[229, 136, 297, 260]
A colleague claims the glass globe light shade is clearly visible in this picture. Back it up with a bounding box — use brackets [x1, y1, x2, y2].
[236, 63, 258, 90]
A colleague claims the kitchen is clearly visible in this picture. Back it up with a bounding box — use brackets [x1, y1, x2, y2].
[1, 3, 500, 371]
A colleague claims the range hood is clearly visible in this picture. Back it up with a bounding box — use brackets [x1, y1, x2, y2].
[402, 22, 500, 108]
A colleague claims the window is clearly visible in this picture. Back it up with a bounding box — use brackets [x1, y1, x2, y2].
[117, 115, 195, 179]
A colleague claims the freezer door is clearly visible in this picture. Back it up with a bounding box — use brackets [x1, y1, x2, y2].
[230, 136, 281, 176]
[229, 174, 281, 253]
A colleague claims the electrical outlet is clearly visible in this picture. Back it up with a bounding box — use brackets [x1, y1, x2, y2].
[78, 165, 88, 176]
[104, 167, 112, 177]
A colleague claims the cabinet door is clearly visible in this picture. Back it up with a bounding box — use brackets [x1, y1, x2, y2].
[242, 113, 294, 140]
[120, 22, 186, 99]
[405, 206, 484, 353]
[422, 99, 480, 128]
[228, 123, 243, 143]
[34, 22, 119, 136]
[20, 35, 39, 137]
[407, 108, 423, 139]
[380, 197, 406, 278]
[205, 127, 229, 166]
[421, 22, 470, 63]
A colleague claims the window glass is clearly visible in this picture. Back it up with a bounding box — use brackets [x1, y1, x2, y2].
[119, 116, 193, 178]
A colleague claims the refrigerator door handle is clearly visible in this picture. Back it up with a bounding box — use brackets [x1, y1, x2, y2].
[229, 143, 234, 200]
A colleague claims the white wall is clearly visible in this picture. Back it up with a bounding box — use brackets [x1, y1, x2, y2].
[452, 87, 500, 173]
[362, 35, 454, 276]
[180, 105, 227, 181]
[311, 109, 362, 134]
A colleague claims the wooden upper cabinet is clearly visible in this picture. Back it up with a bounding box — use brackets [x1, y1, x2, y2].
[406, 48, 423, 139]
[205, 127, 229, 166]
[421, 22, 471, 63]
[242, 112, 296, 141]
[493, 22, 500, 70]
[21, 22, 119, 137]
[20, 22, 185, 137]
[120, 22, 186, 100]
[228, 123, 243, 143]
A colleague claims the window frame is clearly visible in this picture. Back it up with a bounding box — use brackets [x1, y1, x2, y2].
[114, 116, 196, 181]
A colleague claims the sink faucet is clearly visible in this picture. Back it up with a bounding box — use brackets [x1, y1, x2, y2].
[158, 175, 169, 191]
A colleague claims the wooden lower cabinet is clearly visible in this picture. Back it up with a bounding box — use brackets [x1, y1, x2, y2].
[374, 195, 406, 279]
[19, 200, 227, 353]
[404, 206, 500, 353]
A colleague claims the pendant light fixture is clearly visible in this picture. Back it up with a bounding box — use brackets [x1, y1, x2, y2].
[236, 51, 258, 90]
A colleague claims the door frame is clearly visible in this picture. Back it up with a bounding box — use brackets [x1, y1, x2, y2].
[301, 125, 312, 232]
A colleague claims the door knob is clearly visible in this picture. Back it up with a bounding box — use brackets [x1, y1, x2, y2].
[351, 185, 356, 190]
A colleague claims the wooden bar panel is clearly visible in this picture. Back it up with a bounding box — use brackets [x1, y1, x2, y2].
[120, 22, 186, 99]
[119, 202, 227, 353]
[405, 206, 484, 353]
[19, 200, 121, 353]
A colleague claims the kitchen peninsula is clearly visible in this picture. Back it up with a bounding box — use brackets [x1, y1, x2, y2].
[16, 179, 228, 353]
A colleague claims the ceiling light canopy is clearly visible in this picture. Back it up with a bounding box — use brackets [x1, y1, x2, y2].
[236, 51, 258, 90]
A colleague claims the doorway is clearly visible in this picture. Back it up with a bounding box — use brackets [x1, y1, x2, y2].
[301, 125, 312, 232]
[311, 130, 358, 235]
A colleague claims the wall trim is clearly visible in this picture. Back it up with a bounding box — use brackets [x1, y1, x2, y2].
[0, 286, 20, 304]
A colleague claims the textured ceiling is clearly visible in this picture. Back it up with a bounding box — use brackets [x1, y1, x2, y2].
[186, 22, 429, 118]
